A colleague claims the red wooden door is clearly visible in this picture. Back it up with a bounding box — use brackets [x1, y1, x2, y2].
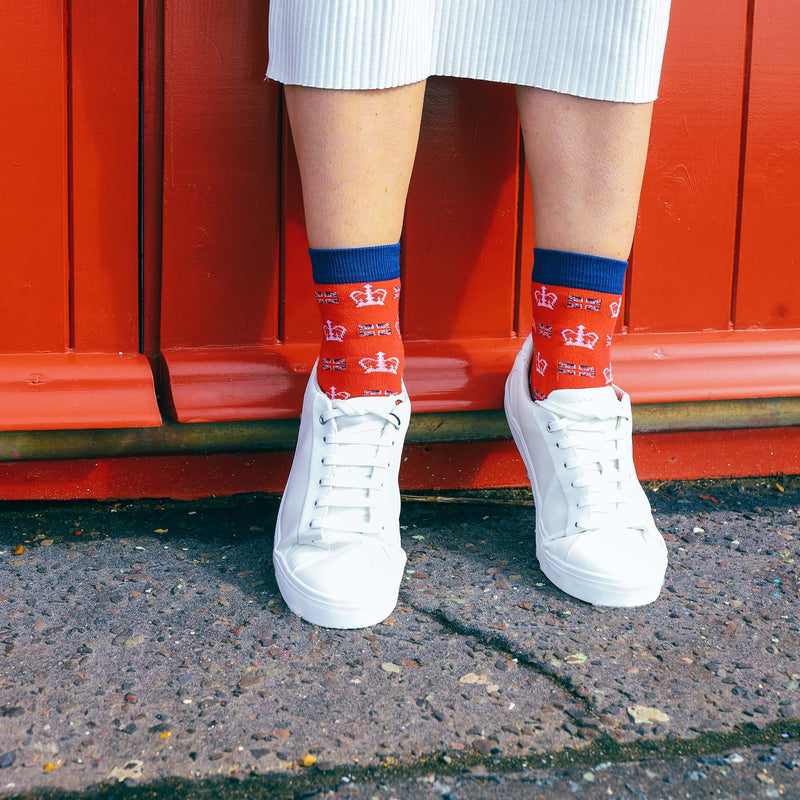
[0, 2, 159, 430]
[2, 0, 800, 499]
[158, 0, 800, 424]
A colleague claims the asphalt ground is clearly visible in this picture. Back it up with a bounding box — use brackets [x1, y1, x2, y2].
[0, 476, 799, 799]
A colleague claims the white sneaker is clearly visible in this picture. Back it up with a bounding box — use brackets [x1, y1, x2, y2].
[504, 335, 667, 606]
[274, 368, 410, 628]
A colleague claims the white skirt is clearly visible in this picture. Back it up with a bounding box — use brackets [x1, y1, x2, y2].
[267, 0, 671, 103]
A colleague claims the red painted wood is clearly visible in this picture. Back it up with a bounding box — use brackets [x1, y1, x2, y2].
[404, 79, 520, 340]
[160, 328, 800, 423]
[71, 0, 140, 352]
[161, 0, 280, 349]
[142, 0, 165, 358]
[280, 111, 318, 344]
[0, 3, 160, 430]
[1, 426, 798, 500]
[630, 0, 748, 332]
[515, 154, 534, 336]
[0, 4, 69, 352]
[735, 0, 800, 328]
[0, 354, 160, 430]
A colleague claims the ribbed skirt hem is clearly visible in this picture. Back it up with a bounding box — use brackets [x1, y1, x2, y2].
[267, 0, 671, 103]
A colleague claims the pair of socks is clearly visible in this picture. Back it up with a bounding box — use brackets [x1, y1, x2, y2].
[310, 245, 626, 401]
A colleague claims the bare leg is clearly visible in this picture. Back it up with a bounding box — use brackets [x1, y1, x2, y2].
[285, 82, 427, 249]
[516, 87, 653, 260]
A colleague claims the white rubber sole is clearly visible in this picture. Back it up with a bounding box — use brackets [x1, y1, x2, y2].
[504, 373, 664, 607]
[273, 551, 402, 629]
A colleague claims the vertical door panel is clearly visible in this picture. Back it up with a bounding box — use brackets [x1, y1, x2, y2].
[281, 114, 318, 345]
[629, 0, 748, 332]
[404, 79, 520, 340]
[161, 0, 280, 349]
[0, 3, 69, 352]
[736, 0, 800, 328]
[71, 0, 140, 352]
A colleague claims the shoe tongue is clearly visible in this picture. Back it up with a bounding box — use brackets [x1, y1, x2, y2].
[543, 386, 620, 417]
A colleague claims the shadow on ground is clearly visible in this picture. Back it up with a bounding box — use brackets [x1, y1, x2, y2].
[0, 478, 799, 798]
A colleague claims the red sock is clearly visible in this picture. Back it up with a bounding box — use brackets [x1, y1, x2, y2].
[315, 277, 403, 400]
[530, 283, 622, 400]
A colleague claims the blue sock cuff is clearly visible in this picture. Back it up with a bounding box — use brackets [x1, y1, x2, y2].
[532, 248, 627, 295]
[310, 243, 401, 285]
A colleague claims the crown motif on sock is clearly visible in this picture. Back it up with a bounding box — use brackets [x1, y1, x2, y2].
[323, 320, 346, 342]
[603, 366, 613, 385]
[359, 351, 399, 374]
[534, 285, 557, 309]
[562, 325, 599, 349]
[393, 285, 401, 300]
[535, 352, 547, 376]
[610, 300, 621, 318]
[350, 283, 386, 307]
[326, 386, 351, 401]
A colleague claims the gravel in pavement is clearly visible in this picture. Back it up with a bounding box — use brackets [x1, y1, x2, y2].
[0, 477, 798, 798]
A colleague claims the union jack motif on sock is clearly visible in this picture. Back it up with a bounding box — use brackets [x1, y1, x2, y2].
[321, 357, 346, 371]
[315, 290, 339, 304]
[558, 361, 577, 376]
[358, 322, 392, 337]
[567, 294, 602, 311]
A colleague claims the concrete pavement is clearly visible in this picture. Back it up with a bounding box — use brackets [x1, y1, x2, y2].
[0, 477, 798, 798]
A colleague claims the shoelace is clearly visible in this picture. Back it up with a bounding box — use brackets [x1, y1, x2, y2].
[539, 394, 639, 534]
[310, 399, 403, 538]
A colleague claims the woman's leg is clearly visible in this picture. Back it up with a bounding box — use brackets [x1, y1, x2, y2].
[505, 87, 667, 608]
[516, 87, 652, 260]
[274, 83, 426, 630]
[285, 82, 427, 249]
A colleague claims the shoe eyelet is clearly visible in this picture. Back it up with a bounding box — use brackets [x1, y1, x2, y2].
[555, 442, 560, 448]
[563, 463, 568, 469]
[319, 415, 325, 425]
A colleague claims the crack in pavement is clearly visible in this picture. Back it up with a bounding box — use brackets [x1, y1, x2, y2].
[400, 596, 597, 716]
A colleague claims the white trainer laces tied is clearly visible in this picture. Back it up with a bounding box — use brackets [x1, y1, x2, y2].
[539, 393, 639, 534]
[310, 398, 403, 538]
